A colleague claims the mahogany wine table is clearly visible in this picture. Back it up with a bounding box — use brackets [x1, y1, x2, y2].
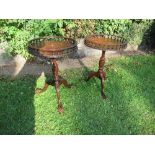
[28, 36, 77, 113]
[84, 34, 127, 99]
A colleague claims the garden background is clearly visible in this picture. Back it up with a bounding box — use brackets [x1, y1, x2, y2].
[0, 19, 155, 135]
[0, 19, 155, 59]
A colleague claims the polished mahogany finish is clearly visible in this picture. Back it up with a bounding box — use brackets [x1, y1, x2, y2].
[28, 36, 77, 113]
[84, 34, 127, 99]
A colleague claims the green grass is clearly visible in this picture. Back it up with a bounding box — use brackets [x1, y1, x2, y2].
[0, 55, 155, 135]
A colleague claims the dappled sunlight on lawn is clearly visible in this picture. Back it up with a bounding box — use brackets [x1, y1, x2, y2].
[0, 55, 155, 135]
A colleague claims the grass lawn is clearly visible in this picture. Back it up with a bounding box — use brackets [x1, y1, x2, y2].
[0, 55, 155, 135]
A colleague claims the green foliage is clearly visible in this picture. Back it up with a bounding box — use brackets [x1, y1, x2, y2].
[95, 19, 132, 36]
[0, 19, 66, 59]
[0, 19, 154, 59]
[9, 30, 32, 58]
[95, 19, 152, 45]
[62, 19, 96, 38]
[71, 19, 96, 38]
[139, 20, 155, 50]
[127, 20, 152, 45]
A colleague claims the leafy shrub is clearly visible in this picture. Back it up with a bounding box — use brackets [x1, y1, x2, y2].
[95, 19, 132, 36]
[0, 19, 154, 59]
[127, 20, 152, 45]
[95, 19, 152, 45]
[0, 19, 66, 59]
[138, 20, 155, 50]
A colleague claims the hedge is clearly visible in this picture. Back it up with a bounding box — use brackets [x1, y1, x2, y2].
[0, 19, 154, 59]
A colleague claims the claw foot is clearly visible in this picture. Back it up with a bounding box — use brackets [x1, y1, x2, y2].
[58, 104, 64, 113]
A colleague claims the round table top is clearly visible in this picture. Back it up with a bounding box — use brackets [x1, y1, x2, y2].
[28, 36, 77, 59]
[84, 34, 127, 51]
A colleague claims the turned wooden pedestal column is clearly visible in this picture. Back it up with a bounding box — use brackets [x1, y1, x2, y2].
[86, 50, 106, 99]
[36, 59, 72, 113]
[28, 36, 78, 113]
[84, 34, 127, 99]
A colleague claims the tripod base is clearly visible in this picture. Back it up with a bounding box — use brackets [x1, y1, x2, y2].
[35, 59, 71, 113]
[86, 50, 107, 99]
[86, 70, 106, 99]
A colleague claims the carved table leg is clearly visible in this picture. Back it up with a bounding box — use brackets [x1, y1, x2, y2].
[35, 80, 54, 94]
[35, 59, 71, 113]
[99, 72, 106, 99]
[98, 51, 107, 99]
[86, 50, 107, 99]
[86, 71, 99, 81]
[51, 59, 64, 113]
[58, 76, 72, 88]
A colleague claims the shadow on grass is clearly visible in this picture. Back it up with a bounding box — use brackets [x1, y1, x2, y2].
[0, 61, 52, 135]
[0, 55, 155, 135]
[117, 55, 155, 110]
[0, 76, 36, 134]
